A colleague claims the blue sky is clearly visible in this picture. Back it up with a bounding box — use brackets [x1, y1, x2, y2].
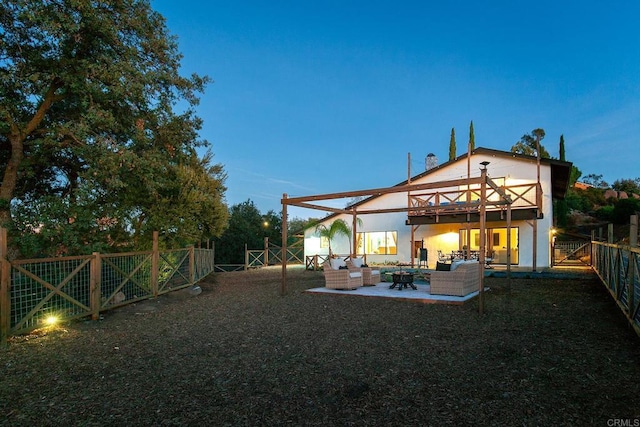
[152, 0, 640, 218]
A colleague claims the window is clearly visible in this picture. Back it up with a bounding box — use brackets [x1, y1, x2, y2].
[356, 231, 398, 255]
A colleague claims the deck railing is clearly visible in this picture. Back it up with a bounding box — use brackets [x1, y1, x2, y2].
[408, 182, 540, 217]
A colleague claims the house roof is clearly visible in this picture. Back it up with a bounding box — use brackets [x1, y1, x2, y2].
[340, 146, 573, 212]
[411, 147, 573, 199]
[302, 146, 573, 223]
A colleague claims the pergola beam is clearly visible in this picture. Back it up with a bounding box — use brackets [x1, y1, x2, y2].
[284, 177, 482, 206]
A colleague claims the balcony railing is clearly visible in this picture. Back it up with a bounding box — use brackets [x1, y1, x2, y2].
[408, 182, 541, 218]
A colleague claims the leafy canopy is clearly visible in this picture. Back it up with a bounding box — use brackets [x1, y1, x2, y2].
[0, 0, 227, 256]
[510, 128, 551, 158]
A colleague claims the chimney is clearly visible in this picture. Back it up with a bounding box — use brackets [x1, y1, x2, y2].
[426, 153, 438, 171]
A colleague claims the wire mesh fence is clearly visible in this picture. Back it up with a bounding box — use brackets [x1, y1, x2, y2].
[100, 252, 154, 309]
[10, 255, 93, 332]
[1, 241, 215, 346]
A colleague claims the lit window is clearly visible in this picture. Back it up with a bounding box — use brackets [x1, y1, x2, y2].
[459, 227, 519, 264]
[357, 231, 398, 255]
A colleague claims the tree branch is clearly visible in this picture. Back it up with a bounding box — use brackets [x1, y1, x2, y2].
[24, 77, 64, 137]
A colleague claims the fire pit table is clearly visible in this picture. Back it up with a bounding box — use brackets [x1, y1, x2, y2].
[389, 271, 416, 290]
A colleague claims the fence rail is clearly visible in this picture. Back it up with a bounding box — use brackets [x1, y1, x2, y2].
[592, 241, 640, 335]
[213, 264, 245, 272]
[1, 230, 215, 347]
[246, 245, 304, 269]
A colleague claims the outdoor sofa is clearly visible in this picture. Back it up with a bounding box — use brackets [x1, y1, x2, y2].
[323, 258, 363, 290]
[429, 260, 480, 296]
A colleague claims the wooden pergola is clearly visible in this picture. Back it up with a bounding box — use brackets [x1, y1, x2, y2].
[280, 164, 516, 314]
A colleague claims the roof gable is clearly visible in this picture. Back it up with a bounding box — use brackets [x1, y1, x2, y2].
[402, 147, 572, 199]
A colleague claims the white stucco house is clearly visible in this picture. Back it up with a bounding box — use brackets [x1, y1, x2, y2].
[298, 147, 572, 269]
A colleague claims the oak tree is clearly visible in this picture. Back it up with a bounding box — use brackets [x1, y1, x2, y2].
[1, 0, 227, 256]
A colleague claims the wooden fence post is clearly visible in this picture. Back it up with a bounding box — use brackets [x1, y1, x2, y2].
[608, 223, 614, 244]
[151, 231, 159, 297]
[629, 215, 638, 320]
[189, 245, 195, 285]
[90, 252, 101, 320]
[0, 227, 9, 348]
[244, 244, 248, 271]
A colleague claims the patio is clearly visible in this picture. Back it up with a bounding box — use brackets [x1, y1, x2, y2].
[308, 264, 594, 304]
[307, 279, 484, 304]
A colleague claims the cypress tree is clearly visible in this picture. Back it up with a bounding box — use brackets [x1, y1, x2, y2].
[556, 134, 568, 228]
[469, 120, 475, 150]
[449, 128, 456, 161]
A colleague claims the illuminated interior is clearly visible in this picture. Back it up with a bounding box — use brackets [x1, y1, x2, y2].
[357, 231, 398, 255]
[459, 227, 519, 264]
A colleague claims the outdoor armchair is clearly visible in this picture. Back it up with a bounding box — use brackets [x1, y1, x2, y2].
[346, 257, 381, 286]
[323, 259, 363, 290]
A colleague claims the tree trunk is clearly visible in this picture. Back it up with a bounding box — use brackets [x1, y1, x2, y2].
[0, 78, 62, 225]
[0, 134, 23, 225]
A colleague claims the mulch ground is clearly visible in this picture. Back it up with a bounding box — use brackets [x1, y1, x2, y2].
[1, 266, 639, 426]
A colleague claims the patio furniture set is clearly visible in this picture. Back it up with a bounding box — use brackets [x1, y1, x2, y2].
[323, 256, 480, 297]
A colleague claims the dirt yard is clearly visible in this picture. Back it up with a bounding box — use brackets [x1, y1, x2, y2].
[1, 266, 639, 426]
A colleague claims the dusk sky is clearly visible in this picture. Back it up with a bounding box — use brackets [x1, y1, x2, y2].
[152, 1, 640, 219]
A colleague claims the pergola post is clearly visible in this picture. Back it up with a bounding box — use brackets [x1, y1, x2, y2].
[533, 134, 541, 272]
[479, 162, 488, 315]
[466, 141, 472, 260]
[352, 209, 357, 257]
[532, 211, 537, 272]
[281, 194, 288, 296]
[506, 203, 512, 281]
[408, 152, 413, 267]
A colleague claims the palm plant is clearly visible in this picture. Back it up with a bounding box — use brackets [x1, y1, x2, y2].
[315, 219, 351, 257]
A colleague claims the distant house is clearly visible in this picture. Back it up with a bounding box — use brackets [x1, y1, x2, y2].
[301, 147, 572, 268]
[573, 181, 594, 190]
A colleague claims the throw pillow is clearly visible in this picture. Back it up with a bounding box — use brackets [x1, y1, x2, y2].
[330, 258, 346, 270]
[436, 261, 451, 271]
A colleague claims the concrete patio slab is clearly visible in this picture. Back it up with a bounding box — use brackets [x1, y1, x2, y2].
[306, 281, 485, 305]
